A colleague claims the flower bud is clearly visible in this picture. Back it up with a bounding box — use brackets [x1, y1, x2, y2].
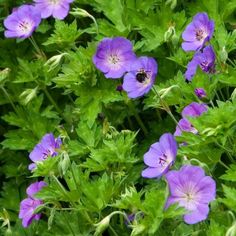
[219, 46, 228, 63]
[44, 53, 67, 72]
[194, 88, 207, 99]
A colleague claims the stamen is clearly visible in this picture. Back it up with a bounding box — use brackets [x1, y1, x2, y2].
[108, 54, 119, 65]
[195, 29, 205, 41]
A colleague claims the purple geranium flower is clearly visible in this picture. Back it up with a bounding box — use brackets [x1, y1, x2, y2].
[182, 102, 208, 118]
[165, 165, 216, 224]
[4, 5, 41, 39]
[142, 133, 177, 178]
[174, 118, 198, 136]
[195, 88, 207, 99]
[175, 102, 207, 136]
[29, 133, 62, 170]
[122, 56, 158, 98]
[185, 46, 216, 81]
[19, 181, 46, 227]
[182, 13, 214, 51]
[33, 0, 74, 20]
[93, 37, 136, 79]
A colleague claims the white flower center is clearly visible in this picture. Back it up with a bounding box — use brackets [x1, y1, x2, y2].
[108, 54, 120, 64]
[17, 20, 33, 34]
[195, 29, 207, 41]
[48, 0, 60, 5]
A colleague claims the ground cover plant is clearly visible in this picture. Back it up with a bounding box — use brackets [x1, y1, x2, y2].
[0, 0, 236, 235]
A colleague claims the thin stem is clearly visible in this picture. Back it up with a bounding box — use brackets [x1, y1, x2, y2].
[43, 87, 62, 114]
[219, 89, 226, 101]
[227, 58, 236, 68]
[214, 141, 235, 163]
[152, 87, 180, 127]
[52, 175, 77, 208]
[29, 36, 46, 59]
[128, 101, 148, 137]
[108, 225, 119, 236]
[209, 100, 215, 108]
[219, 160, 230, 170]
[0, 86, 18, 113]
[215, 90, 221, 101]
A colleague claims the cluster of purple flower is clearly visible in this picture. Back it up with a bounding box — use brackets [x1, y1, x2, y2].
[19, 133, 61, 227]
[142, 109, 215, 224]
[19, 181, 46, 227]
[182, 13, 216, 82]
[93, 37, 158, 99]
[92, 14, 217, 225]
[4, 0, 74, 39]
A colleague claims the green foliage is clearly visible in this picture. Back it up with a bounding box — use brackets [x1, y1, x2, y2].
[1, 0, 236, 235]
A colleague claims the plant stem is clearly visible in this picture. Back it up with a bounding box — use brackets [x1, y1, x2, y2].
[52, 175, 77, 208]
[215, 90, 221, 101]
[43, 87, 62, 114]
[209, 100, 215, 108]
[128, 101, 148, 137]
[108, 225, 119, 236]
[0, 86, 18, 113]
[219, 89, 226, 101]
[152, 86, 180, 127]
[219, 160, 230, 170]
[29, 36, 46, 60]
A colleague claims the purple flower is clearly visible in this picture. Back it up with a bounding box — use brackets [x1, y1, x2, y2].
[182, 102, 208, 118]
[142, 133, 177, 178]
[182, 13, 214, 51]
[33, 0, 74, 20]
[122, 56, 158, 98]
[175, 103, 207, 136]
[19, 181, 46, 227]
[92, 37, 136, 79]
[165, 165, 216, 224]
[29, 133, 62, 170]
[185, 46, 216, 81]
[174, 118, 198, 136]
[195, 88, 207, 99]
[3, 5, 41, 39]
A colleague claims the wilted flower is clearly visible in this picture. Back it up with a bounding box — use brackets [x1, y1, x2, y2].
[195, 88, 206, 99]
[19, 181, 46, 227]
[175, 102, 207, 136]
[165, 165, 216, 224]
[185, 46, 216, 81]
[122, 56, 158, 98]
[29, 133, 62, 170]
[4, 5, 41, 39]
[182, 13, 214, 51]
[33, 0, 74, 20]
[93, 37, 136, 79]
[142, 133, 177, 178]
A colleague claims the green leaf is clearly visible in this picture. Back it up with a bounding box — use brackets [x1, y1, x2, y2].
[43, 20, 81, 48]
[220, 164, 236, 181]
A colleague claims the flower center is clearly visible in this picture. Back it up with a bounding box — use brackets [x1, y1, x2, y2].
[195, 29, 205, 41]
[49, 0, 60, 4]
[185, 193, 194, 202]
[108, 54, 120, 65]
[159, 154, 168, 166]
[18, 20, 33, 34]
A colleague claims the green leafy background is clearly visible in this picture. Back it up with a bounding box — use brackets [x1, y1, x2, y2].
[0, 0, 236, 235]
